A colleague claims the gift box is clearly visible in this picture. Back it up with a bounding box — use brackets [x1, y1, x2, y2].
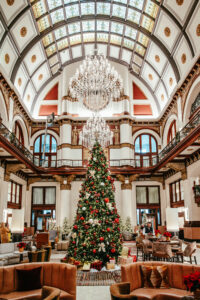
[110, 259, 115, 264]
[91, 260, 102, 271]
[82, 263, 91, 271]
[118, 256, 134, 265]
[121, 247, 129, 257]
[106, 262, 115, 270]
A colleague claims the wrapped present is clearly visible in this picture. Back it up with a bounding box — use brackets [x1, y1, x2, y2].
[106, 262, 115, 270]
[128, 255, 137, 262]
[82, 263, 91, 271]
[118, 256, 133, 265]
[91, 260, 102, 271]
[110, 259, 115, 264]
[121, 246, 129, 257]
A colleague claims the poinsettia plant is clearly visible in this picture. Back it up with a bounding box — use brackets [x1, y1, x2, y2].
[155, 229, 161, 235]
[184, 271, 200, 292]
[163, 231, 172, 237]
[17, 242, 26, 249]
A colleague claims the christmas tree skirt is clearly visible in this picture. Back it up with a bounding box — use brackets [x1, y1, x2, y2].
[77, 270, 121, 286]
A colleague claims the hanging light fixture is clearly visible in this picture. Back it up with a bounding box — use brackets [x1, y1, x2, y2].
[69, 51, 123, 112]
[80, 114, 113, 149]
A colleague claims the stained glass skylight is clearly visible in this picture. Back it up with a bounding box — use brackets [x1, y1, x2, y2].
[31, 0, 160, 78]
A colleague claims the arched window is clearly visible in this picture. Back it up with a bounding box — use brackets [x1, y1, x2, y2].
[15, 121, 24, 145]
[34, 134, 57, 167]
[167, 120, 176, 144]
[135, 134, 158, 167]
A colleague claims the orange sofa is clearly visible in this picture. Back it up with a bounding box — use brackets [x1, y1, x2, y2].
[119, 261, 199, 299]
[0, 262, 76, 300]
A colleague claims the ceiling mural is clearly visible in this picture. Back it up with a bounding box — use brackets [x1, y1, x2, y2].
[0, 0, 199, 117]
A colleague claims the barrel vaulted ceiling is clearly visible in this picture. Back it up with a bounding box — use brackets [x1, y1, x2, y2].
[0, 0, 200, 117]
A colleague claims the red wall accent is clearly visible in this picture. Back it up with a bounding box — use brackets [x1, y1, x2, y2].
[133, 82, 147, 99]
[133, 104, 152, 115]
[39, 105, 58, 116]
[44, 83, 58, 100]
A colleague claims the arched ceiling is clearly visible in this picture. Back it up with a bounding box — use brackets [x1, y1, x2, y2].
[0, 0, 200, 117]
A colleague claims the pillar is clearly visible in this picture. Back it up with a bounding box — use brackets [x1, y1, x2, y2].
[0, 168, 8, 222]
[121, 182, 133, 224]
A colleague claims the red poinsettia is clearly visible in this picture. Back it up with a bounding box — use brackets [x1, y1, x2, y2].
[163, 231, 172, 237]
[17, 242, 26, 249]
[155, 229, 161, 235]
[184, 271, 200, 292]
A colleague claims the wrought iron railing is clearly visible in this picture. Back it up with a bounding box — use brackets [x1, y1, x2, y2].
[0, 122, 40, 166]
[191, 93, 200, 116]
[0, 110, 199, 169]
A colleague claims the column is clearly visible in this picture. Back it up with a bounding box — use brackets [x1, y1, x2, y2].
[121, 182, 133, 224]
[59, 188, 71, 227]
[0, 168, 8, 222]
[60, 121, 72, 160]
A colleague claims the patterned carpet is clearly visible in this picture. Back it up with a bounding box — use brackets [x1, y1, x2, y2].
[77, 270, 121, 286]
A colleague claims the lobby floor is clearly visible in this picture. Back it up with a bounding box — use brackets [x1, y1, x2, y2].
[77, 286, 110, 300]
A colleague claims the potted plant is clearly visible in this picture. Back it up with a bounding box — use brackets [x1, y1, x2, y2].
[163, 231, 172, 241]
[184, 271, 200, 299]
[122, 217, 133, 241]
[155, 229, 161, 238]
[17, 242, 26, 252]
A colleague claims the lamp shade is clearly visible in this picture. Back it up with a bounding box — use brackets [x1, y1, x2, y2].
[11, 208, 24, 233]
[166, 207, 179, 232]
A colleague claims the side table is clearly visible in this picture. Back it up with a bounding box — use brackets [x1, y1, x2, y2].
[14, 251, 28, 263]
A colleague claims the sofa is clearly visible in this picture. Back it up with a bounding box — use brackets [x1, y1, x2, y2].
[113, 261, 199, 299]
[0, 262, 76, 299]
[0, 243, 28, 266]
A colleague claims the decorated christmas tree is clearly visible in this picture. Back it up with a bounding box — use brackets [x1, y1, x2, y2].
[67, 141, 122, 265]
[62, 217, 71, 236]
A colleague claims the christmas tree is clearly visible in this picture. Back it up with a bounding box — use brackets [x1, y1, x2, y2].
[123, 217, 133, 233]
[67, 141, 122, 265]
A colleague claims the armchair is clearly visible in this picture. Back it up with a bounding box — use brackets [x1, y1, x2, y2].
[110, 282, 137, 300]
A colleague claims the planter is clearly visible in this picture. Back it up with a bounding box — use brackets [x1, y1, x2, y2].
[19, 247, 24, 252]
[166, 237, 171, 241]
[123, 232, 133, 241]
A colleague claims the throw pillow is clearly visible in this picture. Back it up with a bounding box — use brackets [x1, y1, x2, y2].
[157, 265, 170, 288]
[16, 266, 42, 291]
[140, 265, 170, 289]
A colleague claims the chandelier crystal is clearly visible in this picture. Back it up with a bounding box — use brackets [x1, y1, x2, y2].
[80, 114, 113, 149]
[69, 51, 123, 111]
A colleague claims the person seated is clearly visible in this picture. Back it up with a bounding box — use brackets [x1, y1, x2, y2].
[143, 222, 154, 235]
[0, 222, 9, 243]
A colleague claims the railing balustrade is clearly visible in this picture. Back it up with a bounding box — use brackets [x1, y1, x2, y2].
[0, 110, 199, 169]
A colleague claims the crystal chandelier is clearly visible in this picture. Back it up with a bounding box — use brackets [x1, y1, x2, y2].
[69, 51, 123, 111]
[80, 114, 113, 149]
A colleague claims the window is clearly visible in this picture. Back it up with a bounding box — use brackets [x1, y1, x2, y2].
[15, 121, 24, 145]
[32, 187, 56, 206]
[32, 187, 56, 231]
[7, 181, 22, 209]
[136, 186, 160, 204]
[135, 134, 157, 167]
[34, 134, 57, 167]
[167, 120, 176, 144]
[170, 180, 184, 207]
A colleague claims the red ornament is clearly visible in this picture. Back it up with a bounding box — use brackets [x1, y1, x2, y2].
[107, 228, 111, 232]
[72, 241, 76, 244]
[114, 218, 119, 224]
[80, 217, 84, 221]
[111, 248, 116, 253]
[107, 176, 111, 180]
[104, 198, 109, 203]
[99, 237, 104, 242]
[74, 225, 78, 230]
[93, 249, 97, 254]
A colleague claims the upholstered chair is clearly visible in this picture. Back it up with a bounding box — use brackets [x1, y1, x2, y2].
[41, 286, 60, 300]
[110, 282, 137, 300]
[176, 241, 197, 264]
[142, 239, 153, 261]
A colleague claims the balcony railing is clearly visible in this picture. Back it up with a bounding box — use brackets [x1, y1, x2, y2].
[0, 110, 199, 170]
